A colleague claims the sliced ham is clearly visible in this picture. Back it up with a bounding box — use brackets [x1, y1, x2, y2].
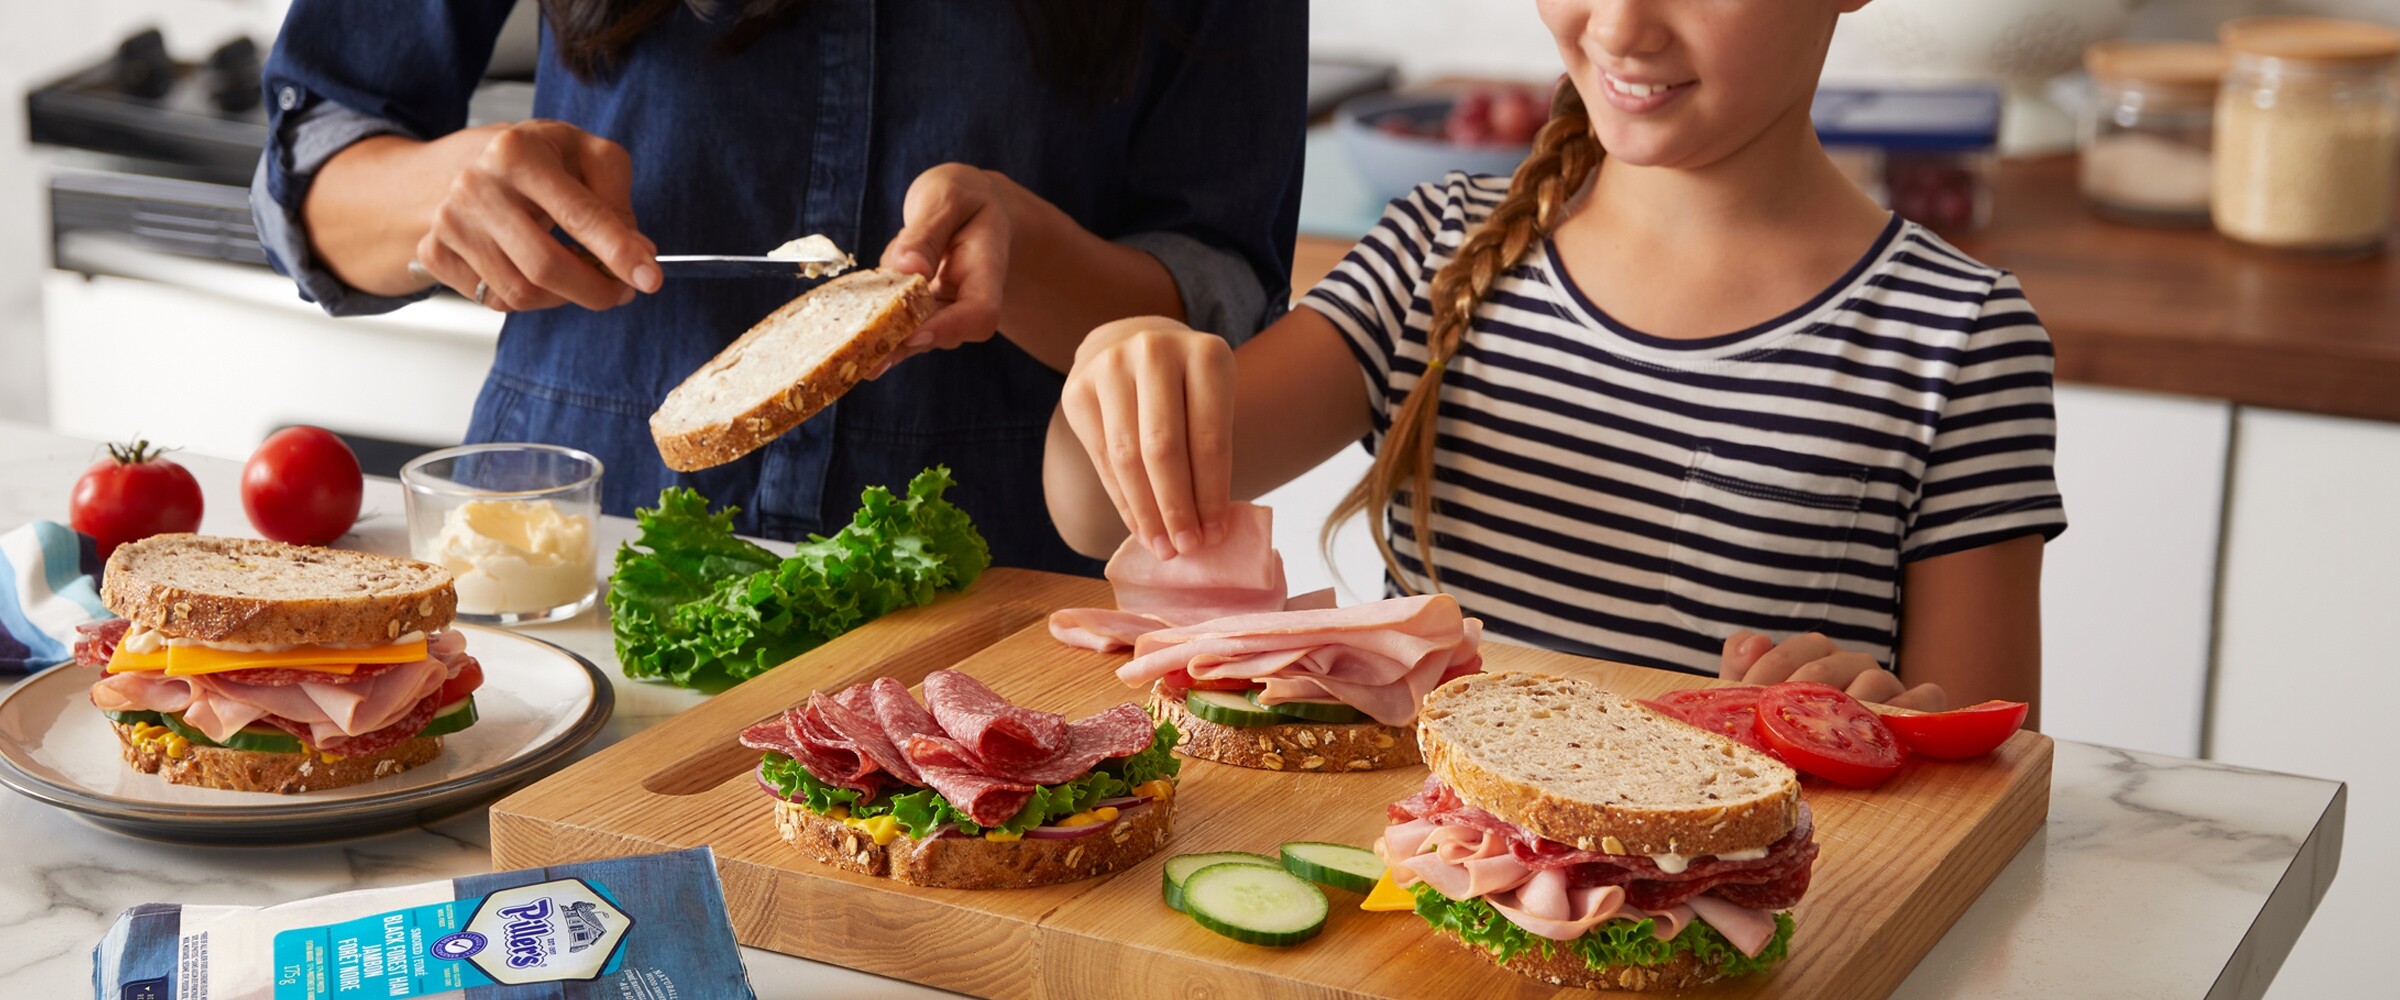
[1687, 895, 1779, 958]
[1047, 608, 1170, 652]
[89, 670, 195, 713]
[1045, 504, 1347, 653]
[184, 659, 448, 745]
[1118, 595, 1482, 726]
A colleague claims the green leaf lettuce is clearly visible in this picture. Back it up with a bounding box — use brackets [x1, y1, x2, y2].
[1409, 883, 1793, 979]
[761, 722, 1182, 839]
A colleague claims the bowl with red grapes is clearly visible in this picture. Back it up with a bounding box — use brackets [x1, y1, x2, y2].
[1335, 84, 1549, 204]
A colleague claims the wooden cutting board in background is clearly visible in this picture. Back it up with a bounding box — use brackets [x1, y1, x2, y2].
[489, 569, 2050, 1000]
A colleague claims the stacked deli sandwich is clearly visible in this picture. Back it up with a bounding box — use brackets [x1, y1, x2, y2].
[74, 535, 483, 793]
[1378, 673, 1815, 990]
[746, 669, 1180, 888]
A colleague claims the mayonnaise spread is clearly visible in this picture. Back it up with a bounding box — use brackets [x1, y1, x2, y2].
[426, 499, 596, 614]
[766, 233, 855, 278]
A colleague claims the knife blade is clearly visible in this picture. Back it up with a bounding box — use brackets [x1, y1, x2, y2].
[652, 254, 854, 279]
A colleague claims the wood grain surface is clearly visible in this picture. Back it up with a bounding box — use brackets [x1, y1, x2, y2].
[491, 569, 2050, 999]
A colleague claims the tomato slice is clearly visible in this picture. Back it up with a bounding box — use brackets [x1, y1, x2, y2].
[1754, 682, 1906, 788]
[1883, 700, 2028, 759]
[1643, 686, 1777, 757]
[437, 660, 484, 705]
[1181, 675, 1257, 691]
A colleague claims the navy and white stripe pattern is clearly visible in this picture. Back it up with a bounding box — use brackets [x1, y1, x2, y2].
[1302, 172, 2066, 677]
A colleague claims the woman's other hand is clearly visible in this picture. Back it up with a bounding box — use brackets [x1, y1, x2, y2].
[1057, 317, 1236, 561]
[1721, 630, 1947, 711]
[414, 120, 659, 312]
[875, 163, 1012, 374]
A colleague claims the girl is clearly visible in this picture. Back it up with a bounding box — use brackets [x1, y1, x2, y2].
[1042, 0, 2064, 716]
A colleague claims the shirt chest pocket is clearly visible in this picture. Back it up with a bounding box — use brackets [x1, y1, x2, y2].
[1665, 445, 1871, 636]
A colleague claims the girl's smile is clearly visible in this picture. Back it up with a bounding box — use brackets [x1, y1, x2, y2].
[1598, 70, 1695, 113]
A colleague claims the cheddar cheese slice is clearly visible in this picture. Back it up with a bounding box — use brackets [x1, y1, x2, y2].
[105, 639, 426, 677]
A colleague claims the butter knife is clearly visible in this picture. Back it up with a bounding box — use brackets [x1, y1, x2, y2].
[651, 254, 853, 279]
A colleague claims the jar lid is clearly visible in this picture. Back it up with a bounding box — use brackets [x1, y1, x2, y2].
[2219, 16, 2400, 67]
[2084, 40, 2227, 94]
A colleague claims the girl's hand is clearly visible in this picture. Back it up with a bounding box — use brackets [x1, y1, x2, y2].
[1057, 317, 1236, 561]
[874, 163, 1013, 375]
[1721, 631, 1947, 712]
[413, 120, 658, 313]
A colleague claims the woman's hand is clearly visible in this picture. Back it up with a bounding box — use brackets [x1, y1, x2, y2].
[1721, 631, 1947, 711]
[874, 164, 1013, 374]
[413, 120, 660, 313]
[1057, 317, 1237, 561]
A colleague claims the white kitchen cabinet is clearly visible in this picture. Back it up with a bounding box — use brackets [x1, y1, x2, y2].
[2214, 407, 2394, 1000]
[2039, 385, 2231, 757]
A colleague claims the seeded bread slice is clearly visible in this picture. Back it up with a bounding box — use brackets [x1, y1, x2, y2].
[1433, 926, 1728, 992]
[113, 722, 442, 793]
[651, 269, 933, 472]
[1146, 687, 1419, 772]
[1417, 673, 1799, 857]
[772, 792, 1176, 889]
[102, 534, 456, 646]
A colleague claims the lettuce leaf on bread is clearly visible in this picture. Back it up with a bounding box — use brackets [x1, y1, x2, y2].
[1409, 883, 1793, 979]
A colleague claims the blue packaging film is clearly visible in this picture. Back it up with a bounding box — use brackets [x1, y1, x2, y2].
[92, 847, 757, 1000]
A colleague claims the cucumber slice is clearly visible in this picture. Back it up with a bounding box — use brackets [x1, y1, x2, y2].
[1182, 863, 1329, 947]
[1161, 851, 1280, 913]
[1245, 688, 1366, 724]
[1184, 689, 1282, 728]
[102, 709, 163, 726]
[418, 697, 479, 738]
[157, 712, 303, 753]
[1279, 842, 1385, 894]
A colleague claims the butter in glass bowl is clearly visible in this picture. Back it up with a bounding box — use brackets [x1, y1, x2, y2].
[400, 443, 604, 625]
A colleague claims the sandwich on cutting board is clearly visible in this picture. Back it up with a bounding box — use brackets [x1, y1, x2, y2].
[1373, 672, 1816, 991]
[650, 261, 932, 472]
[744, 669, 1181, 888]
[73, 535, 485, 793]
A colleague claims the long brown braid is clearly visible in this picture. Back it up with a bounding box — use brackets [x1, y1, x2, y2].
[1323, 83, 1604, 594]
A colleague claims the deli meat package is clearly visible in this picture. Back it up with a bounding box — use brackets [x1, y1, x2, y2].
[91, 847, 755, 1000]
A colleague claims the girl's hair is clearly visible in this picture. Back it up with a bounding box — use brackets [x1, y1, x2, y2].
[540, 0, 1152, 103]
[1323, 82, 1603, 594]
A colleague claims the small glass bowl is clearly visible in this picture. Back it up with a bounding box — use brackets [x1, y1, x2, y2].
[400, 443, 604, 626]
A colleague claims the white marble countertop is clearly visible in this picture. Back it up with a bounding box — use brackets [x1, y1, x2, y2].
[0, 422, 2345, 999]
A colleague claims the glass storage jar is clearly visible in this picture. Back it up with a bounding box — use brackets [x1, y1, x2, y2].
[2081, 40, 2224, 226]
[2213, 17, 2400, 254]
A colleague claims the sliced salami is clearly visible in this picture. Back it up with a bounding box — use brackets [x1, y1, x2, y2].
[869, 677, 942, 744]
[740, 712, 808, 757]
[921, 670, 1066, 770]
[793, 694, 883, 788]
[209, 659, 412, 687]
[903, 745, 1036, 828]
[74, 619, 130, 667]
[815, 686, 922, 785]
[1004, 703, 1158, 785]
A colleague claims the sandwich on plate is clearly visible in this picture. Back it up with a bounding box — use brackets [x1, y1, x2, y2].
[746, 669, 1180, 888]
[1376, 673, 1815, 991]
[1113, 593, 1483, 772]
[74, 535, 483, 793]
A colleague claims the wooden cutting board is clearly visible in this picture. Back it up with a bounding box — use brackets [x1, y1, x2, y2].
[490, 569, 2049, 999]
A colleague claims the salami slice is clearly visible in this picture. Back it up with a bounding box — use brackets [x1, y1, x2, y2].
[74, 619, 130, 668]
[793, 694, 884, 788]
[921, 670, 1066, 771]
[815, 685, 924, 786]
[1004, 703, 1158, 785]
[869, 678, 942, 743]
[740, 713, 808, 757]
[209, 659, 413, 687]
[903, 746, 1036, 828]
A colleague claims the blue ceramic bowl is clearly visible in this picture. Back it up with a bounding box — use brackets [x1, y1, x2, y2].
[1334, 92, 1533, 205]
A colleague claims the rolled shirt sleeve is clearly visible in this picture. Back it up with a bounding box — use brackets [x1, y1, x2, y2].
[250, 101, 429, 316]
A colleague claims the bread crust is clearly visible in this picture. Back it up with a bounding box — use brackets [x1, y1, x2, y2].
[1431, 925, 1730, 992]
[102, 535, 456, 645]
[1147, 688, 1420, 772]
[772, 792, 1175, 889]
[113, 721, 442, 793]
[1417, 673, 1799, 857]
[651, 270, 933, 472]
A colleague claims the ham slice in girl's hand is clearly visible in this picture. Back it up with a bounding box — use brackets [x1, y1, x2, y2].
[1116, 594, 1485, 727]
[1047, 502, 1330, 652]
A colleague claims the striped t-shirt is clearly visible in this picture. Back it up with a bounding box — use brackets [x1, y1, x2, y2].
[1300, 173, 2067, 677]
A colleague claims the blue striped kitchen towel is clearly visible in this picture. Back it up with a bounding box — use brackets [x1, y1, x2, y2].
[0, 521, 113, 673]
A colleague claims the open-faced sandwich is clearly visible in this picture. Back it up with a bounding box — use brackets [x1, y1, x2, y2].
[73, 535, 483, 793]
[744, 669, 1180, 888]
[1115, 594, 1483, 772]
[1375, 673, 1814, 991]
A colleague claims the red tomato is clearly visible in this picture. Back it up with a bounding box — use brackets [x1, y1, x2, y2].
[1884, 700, 2028, 759]
[1754, 682, 1907, 788]
[1184, 675, 1258, 691]
[1644, 686, 1777, 757]
[69, 439, 203, 559]
[438, 659, 485, 705]
[240, 426, 363, 545]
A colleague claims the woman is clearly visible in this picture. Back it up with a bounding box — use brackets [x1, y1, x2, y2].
[252, 0, 1305, 573]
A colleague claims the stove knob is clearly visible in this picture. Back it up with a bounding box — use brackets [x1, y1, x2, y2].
[208, 37, 263, 114]
[114, 28, 175, 101]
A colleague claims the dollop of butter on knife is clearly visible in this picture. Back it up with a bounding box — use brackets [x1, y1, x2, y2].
[766, 234, 856, 278]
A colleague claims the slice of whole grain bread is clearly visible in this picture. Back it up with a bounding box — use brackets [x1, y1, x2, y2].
[773, 791, 1175, 889]
[113, 721, 442, 793]
[1417, 672, 1800, 857]
[650, 269, 933, 471]
[102, 534, 455, 645]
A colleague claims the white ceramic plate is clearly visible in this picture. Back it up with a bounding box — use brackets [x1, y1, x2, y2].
[0, 624, 610, 843]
